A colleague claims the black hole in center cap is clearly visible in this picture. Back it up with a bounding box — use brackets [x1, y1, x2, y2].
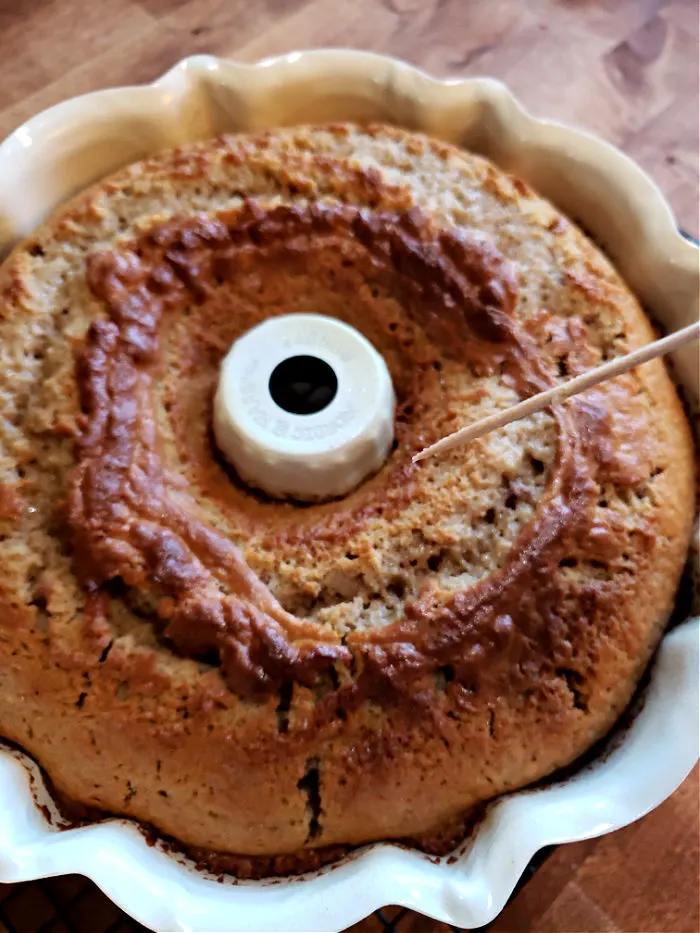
[269, 355, 338, 416]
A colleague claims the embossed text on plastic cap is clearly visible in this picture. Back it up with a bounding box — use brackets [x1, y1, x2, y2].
[213, 314, 395, 501]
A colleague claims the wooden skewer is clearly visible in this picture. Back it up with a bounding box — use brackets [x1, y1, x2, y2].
[412, 320, 700, 463]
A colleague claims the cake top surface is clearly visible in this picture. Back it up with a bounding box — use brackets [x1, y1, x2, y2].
[0, 122, 693, 720]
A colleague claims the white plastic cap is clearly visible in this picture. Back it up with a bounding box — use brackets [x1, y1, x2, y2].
[213, 314, 395, 501]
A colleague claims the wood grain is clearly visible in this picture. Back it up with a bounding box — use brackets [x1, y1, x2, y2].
[0, 0, 697, 232]
[0, 2, 697, 932]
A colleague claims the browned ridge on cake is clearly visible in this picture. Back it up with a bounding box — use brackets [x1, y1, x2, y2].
[0, 123, 694, 872]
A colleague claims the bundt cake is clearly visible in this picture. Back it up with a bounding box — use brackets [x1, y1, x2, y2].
[0, 124, 694, 874]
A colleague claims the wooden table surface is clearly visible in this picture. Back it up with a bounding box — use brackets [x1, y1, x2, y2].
[0, 1, 697, 932]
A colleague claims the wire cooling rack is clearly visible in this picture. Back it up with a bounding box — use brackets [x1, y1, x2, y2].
[0, 847, 553, 933]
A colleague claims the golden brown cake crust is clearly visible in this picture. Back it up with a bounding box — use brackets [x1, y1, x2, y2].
[0, 123, 694, 869]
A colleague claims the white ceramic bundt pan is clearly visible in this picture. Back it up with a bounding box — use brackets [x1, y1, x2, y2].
[0, 51, 697, 933]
